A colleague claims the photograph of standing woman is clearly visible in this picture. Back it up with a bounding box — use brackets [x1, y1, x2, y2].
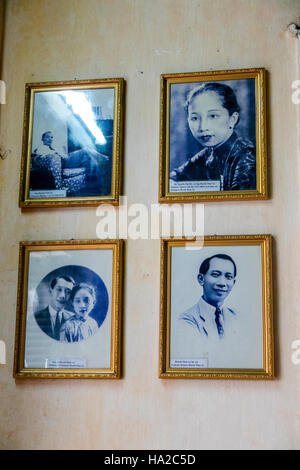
[169, 79, 257, 192]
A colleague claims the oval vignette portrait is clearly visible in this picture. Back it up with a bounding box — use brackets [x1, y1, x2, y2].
[33, 265, 109, 343]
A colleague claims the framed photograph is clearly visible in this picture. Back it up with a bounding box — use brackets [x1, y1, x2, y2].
[159, 235, 274, 379]
[159, 68, 267, 202]
[13, 240, 123, 379]
[19, 78, 125, 207]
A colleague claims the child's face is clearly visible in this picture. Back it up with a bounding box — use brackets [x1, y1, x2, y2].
[73, 288, 95, 321]
[187, 91, 238, 148]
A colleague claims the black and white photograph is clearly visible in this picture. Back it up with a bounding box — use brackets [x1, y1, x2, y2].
[33, 265, 109, 344]
[19, 78, 124, 207]
[159, 69, 267, 202]
[159, 236, 274, 379]
[14, 240, 123, 379]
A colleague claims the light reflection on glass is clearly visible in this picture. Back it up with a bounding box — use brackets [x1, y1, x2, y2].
[59, 91, 107, 145]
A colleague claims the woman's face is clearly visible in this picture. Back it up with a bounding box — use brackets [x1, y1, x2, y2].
[72, 288, 95, 321]
[187, 91, 239, 148]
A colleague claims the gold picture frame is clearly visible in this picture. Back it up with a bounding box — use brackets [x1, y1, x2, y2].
[14, 239, 123, 379]
[159, 68, 267, 202]
[159, 235, 274, 379]
[19, 78, 125, 208]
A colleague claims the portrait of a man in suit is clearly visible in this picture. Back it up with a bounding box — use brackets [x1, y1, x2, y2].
[170, 244, 265, 370]
[34, 275, 75, 340]
[179, 254, 237, 339]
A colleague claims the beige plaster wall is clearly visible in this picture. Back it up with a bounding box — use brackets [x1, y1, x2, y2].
[0, 0, 4, 72]
[0, 0, 300, 450]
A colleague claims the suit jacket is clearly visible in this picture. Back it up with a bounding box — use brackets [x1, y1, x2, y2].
[34, 306, 53, 338]
[179, 296, 237, 339]
[34, 306, 73, 340]
[172, 297, 247, 369]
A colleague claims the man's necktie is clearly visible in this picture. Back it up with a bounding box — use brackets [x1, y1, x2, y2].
[54, 311, 62, 340]
[215, 307, 224, 336]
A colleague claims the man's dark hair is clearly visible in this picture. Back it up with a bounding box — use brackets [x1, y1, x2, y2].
[50, 276, 75, 290]
[41, 131, 52, 140]
[199, 254, 237, 277]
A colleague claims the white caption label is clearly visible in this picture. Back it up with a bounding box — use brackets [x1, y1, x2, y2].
[169, 180, 220, 193]
[45, 359, 86, 369]
[29, 189, 67, 198]
[171, 358, 208, 368]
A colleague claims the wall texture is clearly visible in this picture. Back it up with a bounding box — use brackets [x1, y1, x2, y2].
[0, 0, 300, 450]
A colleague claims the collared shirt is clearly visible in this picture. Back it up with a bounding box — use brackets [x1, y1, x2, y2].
[49, 306, 74, 337]
[48, 304, 61, 336]
[33, 144, 58, 157]
[33, 144, 67, 159]
[179, 296, 236, 339]
[60, 316, 98, 343]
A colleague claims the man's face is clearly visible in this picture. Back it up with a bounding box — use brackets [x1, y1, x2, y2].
[49, 278, 73, 312]
[42, 132, 53, 147]
[198, 257, 236, 307]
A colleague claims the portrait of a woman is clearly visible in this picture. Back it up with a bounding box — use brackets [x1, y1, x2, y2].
[169, 81, 257, 192]
[60, 282, 99, 342]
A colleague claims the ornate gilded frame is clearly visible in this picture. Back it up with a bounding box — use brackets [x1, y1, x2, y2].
[159, 235, 274, 379]
[14, 239, 123, 379]
[19, 78, 125, 208]
[159, 68, 268, 202]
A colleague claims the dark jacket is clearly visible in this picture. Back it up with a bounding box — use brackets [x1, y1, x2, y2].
[34, 306, 53, 338]
[170, 132, 256, 191]
[34, 306, 73, 340]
